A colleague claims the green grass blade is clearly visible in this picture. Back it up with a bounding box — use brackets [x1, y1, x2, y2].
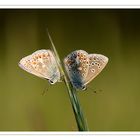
[46, 29, 89, 131]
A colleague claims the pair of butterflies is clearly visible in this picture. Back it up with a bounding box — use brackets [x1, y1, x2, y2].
[19, 49, 108, 90]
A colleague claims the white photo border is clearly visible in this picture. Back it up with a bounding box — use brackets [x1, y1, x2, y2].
[0, 0, 140, 7]
[0, 2, 140, 139]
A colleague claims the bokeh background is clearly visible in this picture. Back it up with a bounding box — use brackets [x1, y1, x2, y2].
[0, 9, 140, 131]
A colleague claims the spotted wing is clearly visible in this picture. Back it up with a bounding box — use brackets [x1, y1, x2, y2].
[84, 54, 108, 85]
[19, 49, 60, 81]
[19, 55, 44, 78]
[64, 50, 89, 89]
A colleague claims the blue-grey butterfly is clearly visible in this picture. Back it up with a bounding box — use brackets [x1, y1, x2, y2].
[64, 50, 108, 90]
[18, 49, 61, 84]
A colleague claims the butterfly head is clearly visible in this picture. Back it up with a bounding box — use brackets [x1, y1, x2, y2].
[81, 85, 87, 90]
[48, 73, 59, 84]
[48, 79, 55, 84]
[72, 82, 87, 90]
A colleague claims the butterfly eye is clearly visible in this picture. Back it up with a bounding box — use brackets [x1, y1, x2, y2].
[81, 86, 87, 91]
[49, 80, 55, 84]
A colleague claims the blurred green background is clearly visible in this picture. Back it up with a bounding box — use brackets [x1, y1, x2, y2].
[0, 9, 140, 131]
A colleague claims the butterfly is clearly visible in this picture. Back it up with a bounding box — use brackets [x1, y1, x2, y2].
[18, 49, 61, 84]
[64, 50, 108, 90]
[19, 49, 108, 90]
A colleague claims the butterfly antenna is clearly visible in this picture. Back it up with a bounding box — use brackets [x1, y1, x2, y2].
[41, 83, 49, 96]
[87, 86, 103, 95]
[87, 86, 97, 94]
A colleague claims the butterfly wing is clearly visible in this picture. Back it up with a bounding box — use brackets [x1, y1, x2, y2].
[19, 55, 44, 78]
[19, 49, 60, 83]
[84, 54, 108, 85]
[64, 50, 89, 89]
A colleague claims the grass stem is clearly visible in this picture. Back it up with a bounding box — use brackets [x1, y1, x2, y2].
[47, 29, 88, 131]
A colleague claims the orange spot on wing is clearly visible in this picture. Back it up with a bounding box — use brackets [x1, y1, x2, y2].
[33, 61, 36, 65]
[80, 53, 83, 57]
[43, 54, 46, 57]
